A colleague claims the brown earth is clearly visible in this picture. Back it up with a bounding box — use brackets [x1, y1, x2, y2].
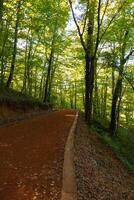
[74, 113, 134, 200]
[0, 109, 76, 200]
[0, 104, 51, 126]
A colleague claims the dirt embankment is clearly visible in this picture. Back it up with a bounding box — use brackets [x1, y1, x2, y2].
[0, 87, 51, 126]
[0, 102, 51, 126]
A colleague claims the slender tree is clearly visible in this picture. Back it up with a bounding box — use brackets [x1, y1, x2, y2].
[0, 0, 4, 23]
[6, 0, 22, 88]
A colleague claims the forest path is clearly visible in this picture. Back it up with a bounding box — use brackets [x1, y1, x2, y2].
[0, 109, 77, 200]
[74, 113, 134, 200]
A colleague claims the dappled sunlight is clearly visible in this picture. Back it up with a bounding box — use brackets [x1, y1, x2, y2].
[0, 0, 133, 199]
[65, 114, 75, 118]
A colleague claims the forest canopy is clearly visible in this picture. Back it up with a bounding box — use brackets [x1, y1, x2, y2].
[0, 0, 134, 134]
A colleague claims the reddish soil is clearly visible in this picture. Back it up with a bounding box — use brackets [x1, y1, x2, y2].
[0, 109, 76, 200]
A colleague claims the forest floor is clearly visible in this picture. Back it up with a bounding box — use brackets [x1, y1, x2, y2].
[0, 110, 134, 200]
[74, 113, 134, 200]
[0, 109, 76, 200]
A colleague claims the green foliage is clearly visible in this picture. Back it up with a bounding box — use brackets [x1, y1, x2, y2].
[0, 0, 133, 127]
[91, 124, 134, 171]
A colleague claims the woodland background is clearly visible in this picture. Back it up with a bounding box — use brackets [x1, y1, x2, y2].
[0, 0, 134, 137]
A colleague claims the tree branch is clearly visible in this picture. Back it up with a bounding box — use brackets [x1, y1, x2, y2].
[94, 0, 101, 57]
[100, 0, 110, 26]
[124, 49, 134, 64]
[99, 0, 127, 43]
[81, 1, 89, 36]
[123, 74, 134, 90]
[68, 0, 87, 52]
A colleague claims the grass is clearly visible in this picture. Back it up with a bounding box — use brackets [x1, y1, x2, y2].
[91, 122, 134, 171]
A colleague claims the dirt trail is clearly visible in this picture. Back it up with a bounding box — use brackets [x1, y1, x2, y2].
[0, 109, 76, 200]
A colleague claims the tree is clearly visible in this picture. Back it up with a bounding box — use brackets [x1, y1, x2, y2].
[109, 34, 133, 134]
[6, 0, 22, 88]
[68, 0, 127, 124]
[0, 0, 4, 23]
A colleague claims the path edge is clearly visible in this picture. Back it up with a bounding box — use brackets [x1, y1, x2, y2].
[61, 111, 78, 200]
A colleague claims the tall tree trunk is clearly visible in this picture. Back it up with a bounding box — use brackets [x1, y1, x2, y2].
[84, 0, 96, 124]
[69, 84, 73, 108]
[27, 40, 33, 96]
[109, 30, 131, 135]
[68, 0, 95, 124]
[0, 21, 8, 85]
[74, 79, 77, 109]
[47, 57, 57, 103]
[39, 72, 44, 100]
[116, 90, 124, 129]
[22, 33, 29, 94]
[85, 53, 91, 122]
[34, 65, 37, 98]
[0, 0, 4, 23]
[87, 57, 95, 124]
[93, 63, 99, 118]
[43, 30, 56, 103]
[6, 0, 21, 88]
[22, 45, 27, 93]
[112, 67, 115, 96]
[109, 76, 123, 134]
[44, 48, 54, 103]
[103, 81, 108, 120]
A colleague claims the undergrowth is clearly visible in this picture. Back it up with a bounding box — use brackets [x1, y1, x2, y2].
[0, 86, 48, 109]
[91, 122, 134, 172]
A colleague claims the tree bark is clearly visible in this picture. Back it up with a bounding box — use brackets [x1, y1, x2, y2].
[74, 79, 77, 109]
[109, 30, 131, 135]
[0, 21, 9, 85]
[43, 46, 54, 103]
[0, 0, 4, 23]
[6, 0, 21, 88]
[27, 40, 33, 96]
[43, 26, 57, 103]
[109, 76, 123, 134]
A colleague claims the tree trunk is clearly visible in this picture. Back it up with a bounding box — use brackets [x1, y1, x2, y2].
[27, 40, 33, 96]
[85, 53, 91, 122]
[93, 63, 99, 118]
[85, 53, 95, 124]
[74, 79, 77, 109]
[0, 0, 4, 23]
[112, 67, 115, 96]
[116, 90, 123, 129]
[43, 30, 56, 103]
[69, 84, 73, 108]
[109, 76, 123, 134]
[84, 0, 95, 124]
[103, 82, 108, 120]
[6, 0, 21, 88]
[44, 48, 54, 103]
[0, 21, 9, 85]
[47, 57, 57, 103]
[39, 71, 45, 100]
[34, 65, 37, 98]
[109, 30, 130, 135]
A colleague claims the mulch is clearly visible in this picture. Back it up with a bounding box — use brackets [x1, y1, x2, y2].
[74, 113, 134, 200]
